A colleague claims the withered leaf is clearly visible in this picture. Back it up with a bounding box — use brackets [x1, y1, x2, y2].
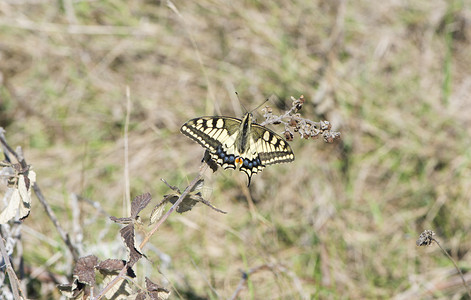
[132, 278, 170, 300]
[73, 255, 98, 286]
[135, 292, 147, 300]
[120, 224, 144, 267]
[146, 277, 170, 297]
[0, 171, 36, 224]
[97, 259, 137, 280]
[131, 192, 152, 219]
[170, 193, 198, 213]
[97, 259, 126, 274]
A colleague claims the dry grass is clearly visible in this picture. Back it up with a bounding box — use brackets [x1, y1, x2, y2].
[1, 0, 471, 299]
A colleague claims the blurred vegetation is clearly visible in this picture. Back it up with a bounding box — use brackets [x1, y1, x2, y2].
[1, 0, 471, 299]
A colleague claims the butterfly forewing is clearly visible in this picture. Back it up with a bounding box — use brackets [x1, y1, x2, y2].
[181, 117, 240, 152]
[181, 113, 294, 185]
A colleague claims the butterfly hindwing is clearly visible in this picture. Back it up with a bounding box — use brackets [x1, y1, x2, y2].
[251, 124, 295, 166]
[181, 113, 294, 185]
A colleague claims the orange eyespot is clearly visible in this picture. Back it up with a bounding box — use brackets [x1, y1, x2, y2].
[235, 157, 243, 165]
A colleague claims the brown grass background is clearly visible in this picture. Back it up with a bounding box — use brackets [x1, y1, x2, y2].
[1, 0, 471, 299]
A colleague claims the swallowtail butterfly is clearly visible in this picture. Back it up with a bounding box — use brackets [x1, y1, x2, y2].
[181, 113, 295, 186]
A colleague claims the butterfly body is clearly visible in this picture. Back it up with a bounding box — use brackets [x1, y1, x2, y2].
[181, 113, 295, 186]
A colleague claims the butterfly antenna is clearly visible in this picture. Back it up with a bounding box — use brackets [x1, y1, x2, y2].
[250, 98, 270, 113]
[235, 92, 248, 113]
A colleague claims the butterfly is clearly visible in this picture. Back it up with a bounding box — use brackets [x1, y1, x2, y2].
[180, 112, 295, 186]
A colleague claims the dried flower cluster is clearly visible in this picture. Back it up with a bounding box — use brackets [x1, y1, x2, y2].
[261, 95, 341, 143]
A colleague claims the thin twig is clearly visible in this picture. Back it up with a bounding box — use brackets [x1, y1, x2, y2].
[0, 129, 23, 166]
[433, 237, 471, 298]
[33, 184, 79, 261]
[0, 230, 23, 299]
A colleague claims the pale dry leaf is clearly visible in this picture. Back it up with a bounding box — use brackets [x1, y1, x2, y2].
[57, 278, 87, 299]
[0, 170, 36, 223]
[120, 224, 143, 267]
[102, 273, 132, 300]
[149, 203, 165, 225]
[18, 173, 34, 219]
[0, 189, 21, 224]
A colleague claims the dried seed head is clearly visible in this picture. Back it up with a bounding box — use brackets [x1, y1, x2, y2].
[416, 230, 435, 247]
[320, 120, 331, 131]
[311, 131, 320, 139]
[292, 95, 305, 111]
[284, 130, 294, 141]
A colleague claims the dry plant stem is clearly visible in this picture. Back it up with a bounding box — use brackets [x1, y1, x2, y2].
[32, 184, 79, 261]
[433, 237, 471, 298]
[0, 231, 22, 299]
[0, 131, 79, 261]
[0, 130, 23, 166]
[260, 105, 296, 127]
